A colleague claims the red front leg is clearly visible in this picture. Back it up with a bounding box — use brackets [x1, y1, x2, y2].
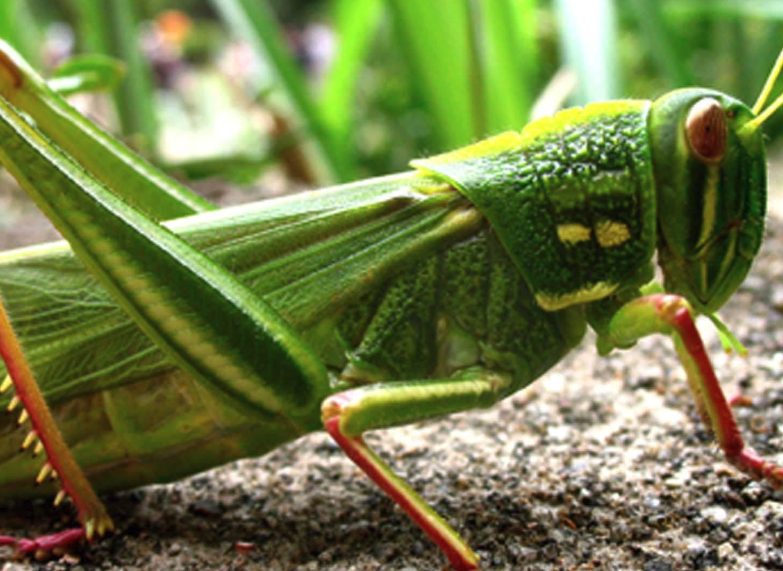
[606, 294, 783, 487]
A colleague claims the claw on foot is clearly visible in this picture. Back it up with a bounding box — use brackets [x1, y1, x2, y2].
[0, 513, 113, 560]
[730, 449, 783, 490]
[15, 528, 85, 556]
[0, 528, 85, 561]
[84, 514, 114, 541]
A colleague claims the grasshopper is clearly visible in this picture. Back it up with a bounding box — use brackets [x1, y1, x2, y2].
[0, 38, 782, 570]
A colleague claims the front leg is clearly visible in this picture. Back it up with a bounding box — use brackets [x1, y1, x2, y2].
[602, 293, 783, 487]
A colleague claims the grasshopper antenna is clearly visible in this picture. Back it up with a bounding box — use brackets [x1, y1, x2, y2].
[745, 45, 783, 133]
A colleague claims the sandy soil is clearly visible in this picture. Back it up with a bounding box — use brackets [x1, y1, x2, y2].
[1, 180, 783, 571]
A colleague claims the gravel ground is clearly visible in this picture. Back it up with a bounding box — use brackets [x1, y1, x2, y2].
[2, 179, 783, 571]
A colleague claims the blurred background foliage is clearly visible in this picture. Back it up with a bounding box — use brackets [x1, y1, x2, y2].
[0, 0, 782, 194]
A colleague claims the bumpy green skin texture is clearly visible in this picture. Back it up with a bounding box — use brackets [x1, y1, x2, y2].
[339, 229, 584, 395]
[414, 101, 657, 309]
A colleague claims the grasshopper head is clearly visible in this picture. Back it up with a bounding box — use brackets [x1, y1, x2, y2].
[648, 88, 767, 314]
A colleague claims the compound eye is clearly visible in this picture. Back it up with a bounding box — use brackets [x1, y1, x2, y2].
[685, 97, 727, 163]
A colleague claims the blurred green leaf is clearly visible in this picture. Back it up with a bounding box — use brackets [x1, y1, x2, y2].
[385, 1, 474, 149]
[478, 0, 539, 132]
[625, 0, 694, 87]
[666, 0, 783, 19]
[554, 0, 620, 103]
[320, 0, 383, 160]
[210, 0, 351, 183]
[0, 0, 42, 67]
[69, 0, 159, 152]
[164, 154, 271, 184]
[49, 54, 126, 96]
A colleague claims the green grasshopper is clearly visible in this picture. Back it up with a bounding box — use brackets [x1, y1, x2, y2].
[0, 37, 782, 570]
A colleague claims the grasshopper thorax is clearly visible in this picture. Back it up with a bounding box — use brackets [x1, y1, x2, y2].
[649, 88, 766, 314]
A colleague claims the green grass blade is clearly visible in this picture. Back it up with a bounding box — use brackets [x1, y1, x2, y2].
[624, 0, 694, 87]
[319, 0, 383, 162]
[479, 0, 539, 132]
[666, 0, 783, 19]
[385, 0, 474, 150]
[554, 0, 620, 103]
[209, 0, 351, 183]
[70, 0, 159, 153]
[0, 0, 41, 67]
[48, 54, 126, 96]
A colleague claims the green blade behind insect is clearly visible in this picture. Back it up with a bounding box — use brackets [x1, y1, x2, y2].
[47, 54, 126, 97]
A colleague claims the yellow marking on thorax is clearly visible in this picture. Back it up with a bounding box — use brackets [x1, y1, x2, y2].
[535, 282, 617, 311]
[558, 220, 630, 248]
[557, 223, 592, 244]
[595, 220, 631, 247]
